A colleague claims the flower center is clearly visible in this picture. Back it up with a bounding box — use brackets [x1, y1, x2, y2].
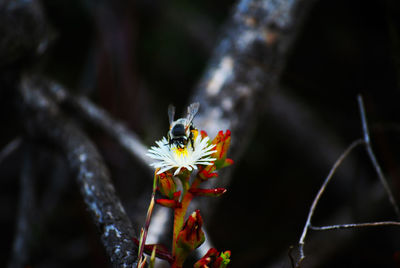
[172, 147, 189, 158]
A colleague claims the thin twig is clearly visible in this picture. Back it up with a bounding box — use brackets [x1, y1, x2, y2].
[310, 221, 400, 231]
[297, 139, 364, 267]
[0, 137, 21, 165]
[137, 173, 157, 267]
[357, 95, 400, 219]
[295, 96, 400, 267]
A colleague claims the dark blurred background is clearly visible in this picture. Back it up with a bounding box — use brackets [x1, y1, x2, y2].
[1, 0, 400, 267]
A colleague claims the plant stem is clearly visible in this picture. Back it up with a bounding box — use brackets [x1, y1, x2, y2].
[137, 172, 158, 267]
[172, 177, 202, 256]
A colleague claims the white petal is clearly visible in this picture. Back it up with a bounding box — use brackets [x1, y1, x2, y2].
[157, 166, 173, 174]
[147, 134, 217, 176]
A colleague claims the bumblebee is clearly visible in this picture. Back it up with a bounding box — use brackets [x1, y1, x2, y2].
[167, 102, 200, 149]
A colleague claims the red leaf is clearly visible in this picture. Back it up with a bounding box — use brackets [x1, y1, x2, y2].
[156, 198, 182, 209]
[189, 188, 227, 197]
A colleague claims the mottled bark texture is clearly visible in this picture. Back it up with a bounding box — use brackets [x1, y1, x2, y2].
[19, 78, 138, 267]
[193, 0, 311, 146]
[187, 0, 317, 224]
[43, 82, 154, 174]
[191, 0, 316, 184]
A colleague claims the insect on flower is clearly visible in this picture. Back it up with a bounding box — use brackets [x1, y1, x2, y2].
[142, 103, 233, 267]
[147, 103, 217, 175]
[167, 102, 199, 149]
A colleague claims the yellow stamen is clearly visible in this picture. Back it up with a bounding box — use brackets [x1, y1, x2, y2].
[172, 147, 189, 158]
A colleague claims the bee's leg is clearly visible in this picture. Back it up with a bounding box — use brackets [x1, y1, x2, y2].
[166, 133, 171, 146]
[189, 133, 195, 150]
[167, 137, 173, 147]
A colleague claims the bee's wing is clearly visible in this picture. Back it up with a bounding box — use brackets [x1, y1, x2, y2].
[186, 102, 200, 125]
[168, 104, 176, 125]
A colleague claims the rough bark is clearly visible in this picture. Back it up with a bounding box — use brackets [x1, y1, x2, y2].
[192, 0, 316, 165]
[19, 77, 138, 267]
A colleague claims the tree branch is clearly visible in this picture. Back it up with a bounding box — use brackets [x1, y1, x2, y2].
[0, 137, 21, 165]
[19, 76, 138, 267]
[8, 143, 35, 268]
[310, 221, 400, 231]
[293, 95, 400, 267]
[43, 83, 153, 173]
[296, 139, 364, 267]
[192, 0, 317, 165]
[42, 81, 214, 260]
[357, 95, 400, 219]
[180, 0, 320, 257]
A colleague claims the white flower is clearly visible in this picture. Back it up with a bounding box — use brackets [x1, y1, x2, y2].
[147, 135, 217, 175]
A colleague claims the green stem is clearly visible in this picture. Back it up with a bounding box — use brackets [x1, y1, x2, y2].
[172, 177, 202, 256]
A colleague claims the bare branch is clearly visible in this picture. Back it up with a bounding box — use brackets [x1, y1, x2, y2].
[43, 82, 213, 260]
[19, 76, 138, 267]
[296, 139, 364, 267]
[357, 94, 400, 219]
[310, 221, 400, 231]
[43, 82, 179, 254]
[192, 0, 318, 164]
[268, 186, 400, 268]
[0, 137, 21, 165]
[8, 143, 35, 268]
[188, 4, 320, 243]
[294, 96, 400, 267]
[44, 83, 153, 173]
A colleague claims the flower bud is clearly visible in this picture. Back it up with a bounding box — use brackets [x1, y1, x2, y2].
[197, 130, 232, 181]
[155, 191, 181, 209]
[156, 199, 181, 209]
[157, 171, 176, 199]
[174, 210, 205, 266]
[212, 130, 232, 169]
[198, 167, 218, 180]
